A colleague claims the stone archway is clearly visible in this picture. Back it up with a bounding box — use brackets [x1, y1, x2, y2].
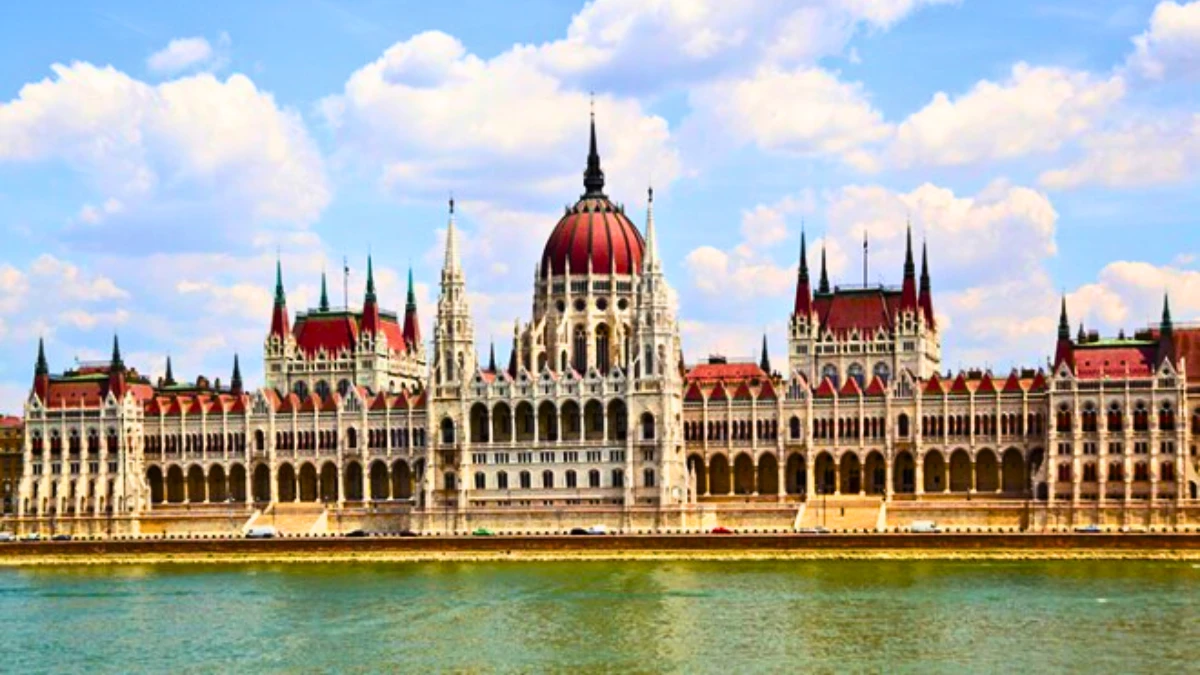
[733, 453, 755, 495]
[318, 462, 338, 502]
[252, 464, 271, 502]
[207, 465, 228, 503]
[370, 461, 389, 500]
[277, 463, 297, 502]
[839, 453, 861, 495]
[146, 466, 164, 504]
[687, 454, 707, 496]
[709, 454, 731, 495]
[949, 449, 972, 492]
[344, 462, 363, 501]
[229, 464, 247, 502]
[757, 453, 779, 496]
[186, 465, 206, 503]
[392, 460, 412, 500]
[923, 451, 945, 493]
[814, 452, 835, 494]
[785, 453, 806, 495]
[1001, 448, 1026, 494]
[893, 451, 915, 493]
[975, 449, 999, 493]
[864, 451, 886, 495]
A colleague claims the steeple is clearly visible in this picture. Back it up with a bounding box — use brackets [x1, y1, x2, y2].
[110, 334, 123, 370]
[1162, 293, 1173, 333]
[900, 223, 918, 312]
[794, 227, 813, 316]
[642, 186, 658, 273]
[362, 254, 381, 336]
[33, 337, 50, 401]
[107, 333, 127, 399]
[1054, 295, 1073, 369]
[231, 354, 243, 395]
[164, 355, 176, 386]
[759, 334, 771, 374]
[269, 257, 290, 338]
[1158, 292, 1175, 366]
[488, 340, 497, 372]
[818, 243, 830, 294]
[319, 271, 330, 312]
[434, 196, 474, 385]
[918, 239, 935, 326]
[582, 103, 606, 198]
[444, 198, 462, 275]
[402, 264, 422, 351]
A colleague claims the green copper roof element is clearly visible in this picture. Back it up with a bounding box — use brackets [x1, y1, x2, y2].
[274, 259, 286, 305]
[111, 334, 123, 369]
[818, 245, 830, 294]
[231, 354, 243, 391]
[319, 271, 330, 311]
[366, 255, 377, 303]
[798, 229, 808, 283]
[35, 337, 48, 376]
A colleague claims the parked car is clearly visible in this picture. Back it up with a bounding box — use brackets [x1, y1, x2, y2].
[21, 532, 41, 542]
[0, 532, 15, 542]
[585, 524, 609, 535]
[570, 527, 590, 535]
[397, 529, 418, 537]
[1075, 524, 1102, 534]
[911, 520, 941, 533]
[797, 527, 828, 534]
[710, 526, 734, 535]
[471, 528, 494, 536]
[344, 529, 368, 538]
[245, 526, 277, 539]
[51, 534, 73, 542]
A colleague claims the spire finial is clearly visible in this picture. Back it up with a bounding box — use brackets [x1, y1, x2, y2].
[365, 254, 376, 302]
[35, 337, 48, 376]
[164, 354, 175, 385]
[642, 184, 658, 272]
[274, 257, 286, 305]
[1058, 295, 1070, 340]
[319, 270, 330, 311]
[406, 264, 416, 306]
[443, 197, 462, 274]
[583, 99, 606, 197]
[231, 353, 243, 393]
[488, 339, 497, 372]
[798, 224, 809, 282]
[111, 333, 123, 369]
[818, 241, 830, 294]
[903, 222, 915, 278]
[1162, 292, 1173, 328]
[759, 333, 771, 374]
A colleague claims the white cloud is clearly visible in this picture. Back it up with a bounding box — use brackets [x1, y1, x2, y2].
[889, 63, 1125, 168]
[322, 31, 679, 209]
[1039, 114, 1200, 189]
[1125, 1, 1200, 81]
[147, 37, 215, 74]
[58, 308, 131, 331]
[686, 66, 891, 169]
[28, 254, 127, 301]
[0, 62, 328, 250]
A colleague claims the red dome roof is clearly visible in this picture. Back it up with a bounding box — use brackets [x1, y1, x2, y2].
[541, 197, 644, 276]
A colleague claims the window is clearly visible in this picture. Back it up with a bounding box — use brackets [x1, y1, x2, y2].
[472, 453, 488, 464]
[847, 363, 865, 388]
[596, 324, 610, 374]
[643, 468, 655, 488]
[588, 469, 601, 488]
[540, 451, 555, 463]
[563, 451, 578, 463]
[518, 452, 532, 464]
[542, 470, 554, 489]
[611, 469, 625, 488]
[573, 325, 587, 373]
[610, 450, 626, 463]
[566, 470, 577, 488]
[586, 451, 602, 463]
[873, 362, 891, 384]
[790, 416, 802, 440]
[641, 450, 655, 462]
[641, 412, 655, 441]
[443, 472, 456, 491]
[440, 418, 456, 445]
[474, 472, 486, 490]
[821, 363, 839, 387]
[1161, 462, 1175, 481]
[497, 471, 509, 490]
[519, 471, 531, 489]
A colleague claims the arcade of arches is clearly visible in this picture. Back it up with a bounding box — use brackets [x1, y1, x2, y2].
[686, 448, 1032, 499]
[145, 460, 424, 505]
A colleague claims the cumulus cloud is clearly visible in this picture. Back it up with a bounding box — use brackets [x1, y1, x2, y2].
[1125, 0, 1200, 81]
[1039, 114, 1200, 189]
[888, 63, 1125, 168]
[0, 62, 329, 251]
[321, 31, 678, 210]
[147, 36, 224, 74]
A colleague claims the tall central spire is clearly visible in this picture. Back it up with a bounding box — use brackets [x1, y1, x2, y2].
[583, 101, 606, 198]
[642, 186, 658, 273]
[444, 198, 462, 274]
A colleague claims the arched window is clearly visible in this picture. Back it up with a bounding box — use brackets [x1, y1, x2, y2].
[542, 470, 554, 489]
[294, 380, 309, 398]
[444, 472, 457, 491]
[611, 469, 625, 488]
[821, 363, 839, 387]
[589, 469, 601, 488]
[566, 470, 577, 488]
[346, 428, 358, 449]
[1107, 402, 1122, 432]
[1133, 402, 1149, 431]
[474, 472, 486, 490]
[644, 344, 654, 376]
[847, 363, 865, 388]
[1159, 402, 1175, 431]
[440, 418, 456, 445]
[1081, 402, 1097, 432]
[497, 471, 509, 490]
[898, 413, 910, 438]
[873, 362, 890, 384]
[643, 468, 656, 488]
[1161, 462, 1175, 481]
[519, 471, 531, 489]
[789, 416, 802, 440]
[596, 324, 610, 374]
[337, 379, 352, 397]
[573, 325, 587, 373]
[641, 412, 655, 440]
[314, 380, 331, 399]
[1056, 404, 1071, 433]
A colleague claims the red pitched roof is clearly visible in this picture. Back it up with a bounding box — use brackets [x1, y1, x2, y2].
[1072, 344, 1156, 379]
[731, 382, 753, 400]
[814, 377, 837, 397]
[0, 415, 21, 428]
[923, 373, 944, 396]
[1029, 371, 1048, 392]
[709, 382, 729, 402]
[685, 382, 704, 402]
[864, 375, 886, 396]
[686, 362, 766, 381]
[839, 377, 862, 397]
[816, 288, 898, 336]
[1002, 371, 1024, 393]
[949, 372, 970, 394]
[758, 380, 777, 401]
[976, 372, 996, 394]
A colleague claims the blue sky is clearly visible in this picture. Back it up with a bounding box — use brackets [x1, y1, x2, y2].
[2, 0, 1200, 411]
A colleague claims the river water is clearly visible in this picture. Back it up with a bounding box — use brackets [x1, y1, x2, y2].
[0, 560, 1196, 673]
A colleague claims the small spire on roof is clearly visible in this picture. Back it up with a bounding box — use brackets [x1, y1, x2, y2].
[1058, 295, 1070, 340]
[110, 333, 123, 369]
[488, 339, 497, 372]
[35, 336, 48, 376]
[818, 242, 830, 294]
[164, 355, 175, 386]
[583, 100, 606, 198]
[274, 257, 286, 306]
[319, 270, 330, 311]
[231, 354, 243, 395]
[759, 334, 771, 374]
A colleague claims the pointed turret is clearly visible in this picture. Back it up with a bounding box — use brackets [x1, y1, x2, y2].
[444, 198, 462, 275]
[642, 186, 658, 273]
[319, 271, 330, 312]
[231, 354, 243, 395]
[269, 258, 290, 339]
[164, 355, 176, 386]
[107, 334, 127, 399]
[362, 254, 381, 336]
[33, 337, 50, 401]
[759, 334, 771, 374]
[818, 243, 830, 294]
[918, 239, 935, 326]
[899, 224, 918, 312]
[582, 106, 606, 198]
[793, 228, 813, 316]
[1158, 293, 1175, 366]
[434, 197, 474, 384]
[402, 265, 422, 352]
[1054, 295, 1073, 370]
[487, 340, 497, 372]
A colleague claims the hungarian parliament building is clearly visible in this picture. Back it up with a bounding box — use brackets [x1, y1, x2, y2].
[13, 119, 1200, 534]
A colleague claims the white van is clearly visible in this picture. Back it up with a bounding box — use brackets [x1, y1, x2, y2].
[0, 532, 14, 542]
[911, 520, 941, 533]
[585, 524, 609, 535]
[245, 526, 278, 539]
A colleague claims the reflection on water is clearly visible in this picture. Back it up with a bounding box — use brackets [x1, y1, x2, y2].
[1, 561, 1197, 673]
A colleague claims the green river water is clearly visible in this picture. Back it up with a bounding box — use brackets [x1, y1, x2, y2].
[0, 560, 1196, 673]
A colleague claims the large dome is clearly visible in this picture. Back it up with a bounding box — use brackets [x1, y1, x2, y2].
[539, 114, 644, 277]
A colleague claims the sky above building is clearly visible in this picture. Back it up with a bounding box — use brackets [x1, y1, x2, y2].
[1, 0, 1199, 412]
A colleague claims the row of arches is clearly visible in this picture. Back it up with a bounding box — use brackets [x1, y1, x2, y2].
[1059, 401, 1177, 433]
[683, 419, 778, 442]
[1055, 459, 1177, 483]
[145, 459, 425, 505]
[463, 400, 632, 444]
[686, 448, 1032, 498]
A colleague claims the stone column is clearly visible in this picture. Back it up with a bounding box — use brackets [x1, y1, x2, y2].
[915, 454, 924, 497]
